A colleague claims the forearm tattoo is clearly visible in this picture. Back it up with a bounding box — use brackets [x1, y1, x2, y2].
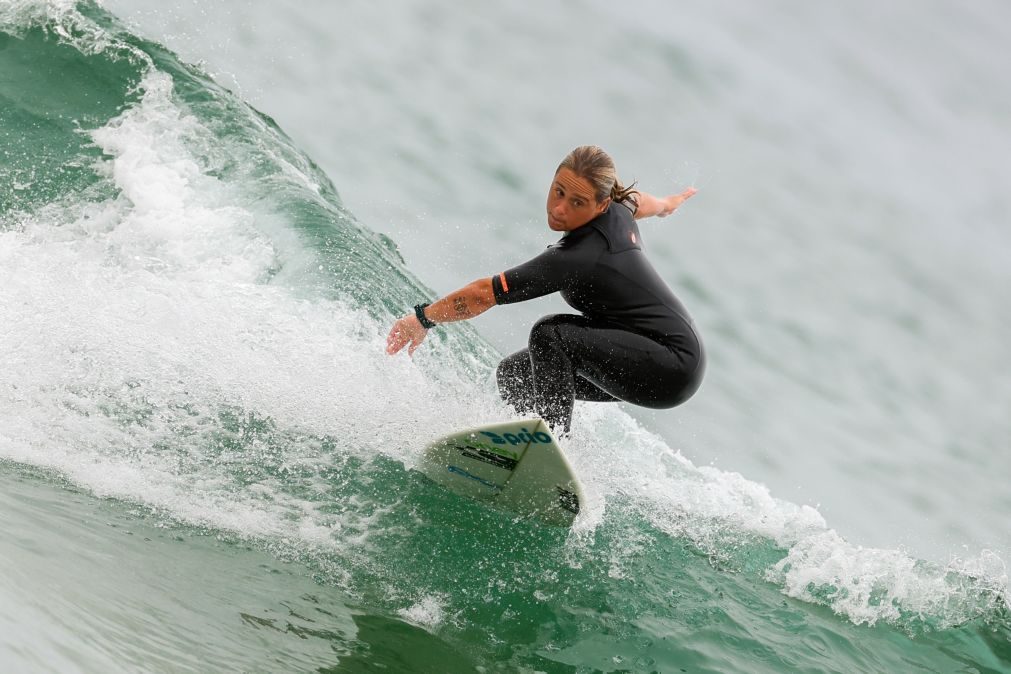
[453, 296, 468, 316]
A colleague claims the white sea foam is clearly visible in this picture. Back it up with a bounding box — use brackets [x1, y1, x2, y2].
[397, 594, 448, 629]
[0, 67, 500, 545]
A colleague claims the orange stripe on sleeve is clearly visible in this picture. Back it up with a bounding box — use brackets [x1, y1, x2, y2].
[499, 272, 509, 293]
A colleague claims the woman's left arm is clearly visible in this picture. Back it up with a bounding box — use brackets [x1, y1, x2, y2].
[632, 186, 697, 220]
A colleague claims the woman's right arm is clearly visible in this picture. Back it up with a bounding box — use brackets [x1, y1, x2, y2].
[385, 244, 570, 356]
[385, 278, 496, 356]
[423, 277, 497, 324]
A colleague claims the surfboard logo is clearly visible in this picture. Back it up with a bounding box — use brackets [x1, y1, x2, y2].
[480, 429, 553, 446]
[453, 444, 519, 471]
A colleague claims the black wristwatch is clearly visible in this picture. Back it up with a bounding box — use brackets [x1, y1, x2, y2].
[414, 303, 437, 329]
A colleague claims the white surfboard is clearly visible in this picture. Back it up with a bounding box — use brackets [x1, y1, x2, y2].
[418, 418, 584, 526]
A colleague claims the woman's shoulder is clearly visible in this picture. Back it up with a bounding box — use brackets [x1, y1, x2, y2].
[588, 203, 642, 253]
[617, 196, 639, 216]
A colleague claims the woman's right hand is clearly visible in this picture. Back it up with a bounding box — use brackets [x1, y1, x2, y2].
[385, 315, 428, 356]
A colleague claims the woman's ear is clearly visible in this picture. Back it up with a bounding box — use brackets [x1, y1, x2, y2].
[597, 197, 611, 215]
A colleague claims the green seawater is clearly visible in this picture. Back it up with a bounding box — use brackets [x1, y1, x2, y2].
[2, 2, 1010, 672]
[4, 464, 1010, 672]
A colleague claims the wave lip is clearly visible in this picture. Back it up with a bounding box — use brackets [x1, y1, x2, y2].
[768, 529, 1010, 631]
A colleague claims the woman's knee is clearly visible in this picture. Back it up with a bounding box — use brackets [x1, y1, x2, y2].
[496, 350, 530, 384]
[528, 314, 576, 353]
[496, 350, 535, 409]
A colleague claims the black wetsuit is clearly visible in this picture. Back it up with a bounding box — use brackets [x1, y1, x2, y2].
[492, 201, 705, 433]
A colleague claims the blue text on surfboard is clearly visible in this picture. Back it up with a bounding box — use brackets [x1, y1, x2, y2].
[480, 428, 552, 446]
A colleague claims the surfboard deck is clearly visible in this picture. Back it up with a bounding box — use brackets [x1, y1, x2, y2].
[418, 418, 584, 527]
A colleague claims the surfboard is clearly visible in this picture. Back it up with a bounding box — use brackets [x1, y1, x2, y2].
[418, 418, 584, 526]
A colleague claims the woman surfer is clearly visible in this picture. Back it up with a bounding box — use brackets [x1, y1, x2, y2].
[386, 145, 705, 434]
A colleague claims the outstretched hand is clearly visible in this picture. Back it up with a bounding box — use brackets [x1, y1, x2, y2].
[657, 187, 697, 217]
[386, 314, 428, 356]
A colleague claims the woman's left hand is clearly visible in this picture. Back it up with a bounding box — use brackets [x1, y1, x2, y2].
[386, 315, 428, 356]
[657, 187, 697, 217]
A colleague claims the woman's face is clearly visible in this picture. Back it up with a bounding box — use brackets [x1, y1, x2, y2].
[546, 168, 610, 232]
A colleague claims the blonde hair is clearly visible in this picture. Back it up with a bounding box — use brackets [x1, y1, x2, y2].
[557, 145, 638, 208]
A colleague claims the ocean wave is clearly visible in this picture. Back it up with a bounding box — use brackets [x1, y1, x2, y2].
[1, 2, 1008, 651]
